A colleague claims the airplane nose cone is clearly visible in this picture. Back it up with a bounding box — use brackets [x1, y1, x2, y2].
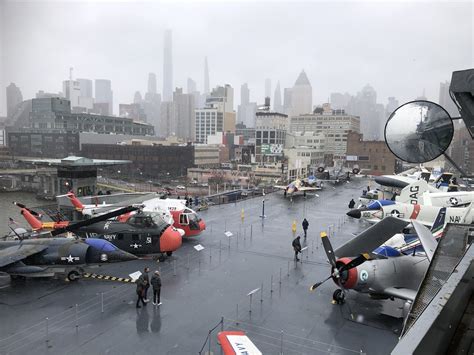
[160, 226, 182, 252]
[347, 209, 361, 219]
[107, 250, 138, 262]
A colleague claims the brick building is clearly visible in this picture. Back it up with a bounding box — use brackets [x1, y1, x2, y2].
[346, 131, 398, 175]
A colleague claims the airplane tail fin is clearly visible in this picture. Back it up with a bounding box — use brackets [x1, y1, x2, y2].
[67, 192, 84, 211]
[430, 207, 446, 236]
[19, 208, 43, 230]
[396, 180, 430, 205]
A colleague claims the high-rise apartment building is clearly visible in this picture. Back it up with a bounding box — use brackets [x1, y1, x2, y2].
[173, 88, 195, 141]
[255, 109, 288, 164]
[148, 73, 157, 95]
[77, 78, 93, 98]
[6, 83, 23, 118]
[274, 81, 283, 113]
[95, 79, 113, 115]
[160, 101, 174, 138]
[439, 81, 458, 117]
[163, 30, 173, 101]
[291, 70, 312, 116]
[204, 57, 210, 94]
[283, 88, 293, 115]
[289, 103, 360, 159]
[195, 84, 236, 143]
[237, 83, 257, 128]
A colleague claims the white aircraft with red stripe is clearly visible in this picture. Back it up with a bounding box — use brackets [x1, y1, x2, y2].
[347, 199, 472, 238]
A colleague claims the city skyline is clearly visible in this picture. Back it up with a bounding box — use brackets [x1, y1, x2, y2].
[1, 1, 472, 117]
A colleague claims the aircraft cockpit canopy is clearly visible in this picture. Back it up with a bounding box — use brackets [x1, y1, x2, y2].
[367, 200, 396, 210]
[128, 212, 168, 229]
[85, 238, 118, 252]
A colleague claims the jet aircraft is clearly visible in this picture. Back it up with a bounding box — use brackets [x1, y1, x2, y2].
[274, 175, 322, 199]
[0, 237, 137, 282]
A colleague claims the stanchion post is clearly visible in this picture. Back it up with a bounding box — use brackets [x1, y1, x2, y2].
[45, 317, 49, 345]
[249, 294, 253, 313]
[250, 224, 253, 238]
[260, 282, 263, 302]
[208, 330, 211, 355]
[221, 316, 224, 332]
[280, 330, 284, 355]
[287, 260, 290, 276]
[173, 259, 177, 276]
[270, 275, 274, 293]
[101, 292, 104, 313]
[236, 304, 239, 325]
[75, 304, 78, 329]
[279, 268, 282, 285]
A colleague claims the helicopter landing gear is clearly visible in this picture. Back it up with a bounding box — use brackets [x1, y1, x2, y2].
[332, 289, 345, 304]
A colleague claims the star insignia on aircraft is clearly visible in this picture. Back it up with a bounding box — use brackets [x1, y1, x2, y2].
[449, 197, 459, 206]
[61, 254, 80, 263]
[390, 210, 401, 218]
[130, 243, 142, 249]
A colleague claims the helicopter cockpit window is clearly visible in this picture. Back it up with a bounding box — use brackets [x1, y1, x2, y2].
[180, 214, 189, 225]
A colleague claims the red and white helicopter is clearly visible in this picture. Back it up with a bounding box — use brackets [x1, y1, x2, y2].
[66, 192, 206, 237]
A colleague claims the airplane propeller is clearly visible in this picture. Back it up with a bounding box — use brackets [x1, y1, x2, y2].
[310, 232, 369, 291]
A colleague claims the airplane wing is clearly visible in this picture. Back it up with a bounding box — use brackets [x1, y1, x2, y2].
[334, 216, 409, 258]
[298, 186, 322, 191]
[0, 244, 48, 268]
[411, 220, 438, 262]
[383, 287, 417, 301]
[274, 185, 288, 190]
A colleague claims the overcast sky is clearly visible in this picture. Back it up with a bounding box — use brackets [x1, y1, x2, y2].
[1, 0, 472, 116]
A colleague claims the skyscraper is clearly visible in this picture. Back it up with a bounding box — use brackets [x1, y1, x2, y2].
[163, 30, 173, 101]
[241, 83, 249, 105]
[283, 88, 293, 114]
[204, 57, 210, 94]
[237, 83, 256, 127]
[148, 73, 157, 95]
[273, 81, 283, 113]
[291, 70, 312, 116]
[187, 78, 197, 94]
[265, 79, 272, 101]
[62, 80, 81, 108]
[6, 83, 23, 118]
[77, 79, 93, 98]
[134, 91, 143, 104]
[173, 88, 195, 141]
[95, 79, 113, 115]
[439, 81, 458, 117]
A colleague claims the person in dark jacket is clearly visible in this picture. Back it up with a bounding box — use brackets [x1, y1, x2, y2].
[138, 267, 151, 302]
[151, 271, 162, 306]
[292, 236, 302, 261]
[136, 279, 148, 308]
[302, 218, 309, 238]
[348, 198, 356, 209]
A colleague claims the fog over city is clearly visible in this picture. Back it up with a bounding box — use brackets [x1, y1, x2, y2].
[0, 0, 472, 116]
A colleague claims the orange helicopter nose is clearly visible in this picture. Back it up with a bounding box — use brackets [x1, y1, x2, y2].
[160, 226, 183, 252]
[199, 220, 206, 231]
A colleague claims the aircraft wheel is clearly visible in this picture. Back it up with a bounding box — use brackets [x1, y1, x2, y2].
[158, 255, 166, 262]
[67, 270, 81, 282]
[166, 251, 173, 257]
[333, 289, 345, 304]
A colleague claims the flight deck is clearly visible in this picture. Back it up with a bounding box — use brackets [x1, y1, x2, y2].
[0, 180, 402, 354]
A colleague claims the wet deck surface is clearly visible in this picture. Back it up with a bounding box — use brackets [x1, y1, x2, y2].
[0, 179, 403, 354]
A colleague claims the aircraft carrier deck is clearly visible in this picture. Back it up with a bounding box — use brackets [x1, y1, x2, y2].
[0, 180, 403, 354]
